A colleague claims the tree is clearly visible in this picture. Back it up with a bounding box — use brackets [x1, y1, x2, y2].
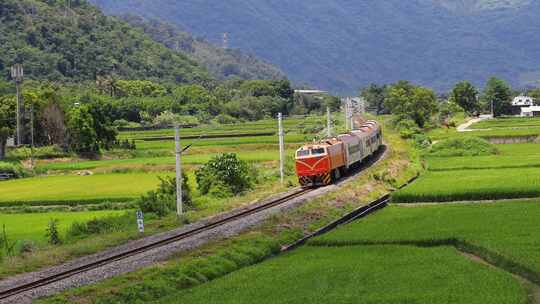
[449, 81, 479, 115]
[0, 96, 15, 160]
[481, 77, 512, 117]
[385, 81, 438, 128]
[67, 105, 98, 155]
[195, 153, 254, 196]
[42, 100, 68, 147]
[84, 97, 118, 150]
[361, 84, 388, 115]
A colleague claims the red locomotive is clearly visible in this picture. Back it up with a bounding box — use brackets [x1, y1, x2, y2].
[295, 120, 382, 187]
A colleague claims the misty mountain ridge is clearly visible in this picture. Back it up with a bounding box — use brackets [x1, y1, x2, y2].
[90, 0, 540, 94]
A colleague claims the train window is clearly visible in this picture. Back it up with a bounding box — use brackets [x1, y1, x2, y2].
[297, 150, 310, 157]
[311, 148, 326, 155]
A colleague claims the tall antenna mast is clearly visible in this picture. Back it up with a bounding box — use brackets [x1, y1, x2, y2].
[222, 33, 229, 49]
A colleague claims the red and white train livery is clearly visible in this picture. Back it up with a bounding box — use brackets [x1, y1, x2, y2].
[295, 120, 382, 187]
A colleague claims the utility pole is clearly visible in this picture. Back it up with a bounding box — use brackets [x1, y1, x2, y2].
[326, 106, 332, 138]
[344, 99, 349, 131]
[11, 64, 24, 146]
[174, 124, 183, 216]
[491, 99, 495, 118]
[348, 98, 354, 130]
[278, 113, 285, 185]
[222, 33, 229, 49]
[30, 104, 35, 171]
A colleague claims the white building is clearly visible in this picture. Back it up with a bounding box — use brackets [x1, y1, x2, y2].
[512, 95, 535, 107]
[6, 137, 14, 147]
[520, 106, 540, 117]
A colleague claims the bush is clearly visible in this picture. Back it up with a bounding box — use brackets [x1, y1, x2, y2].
[412, 134, 432, 150]
[214, 114, 238, 124]
[7, 145, 70, 160]
[196, 153, 255, 196]
[394, 118, 422, 139]
[46, 219, 62, 245]
[0, 161, 24, 178]
[428, 137, 498, 157]
[153, 111, 200, 128]
[67, 213, 133, 238]
[138, 174, 193, 217]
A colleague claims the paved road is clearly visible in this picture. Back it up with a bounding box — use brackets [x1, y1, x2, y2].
[457, 115, 492, 132]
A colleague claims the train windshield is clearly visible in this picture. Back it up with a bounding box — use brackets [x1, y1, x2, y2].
[296, 150, 310, 157]
[311, 148, 326, 155]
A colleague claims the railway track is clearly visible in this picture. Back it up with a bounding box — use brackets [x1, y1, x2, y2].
[0, 188, 313, 302]
[0, 146, 391, 303]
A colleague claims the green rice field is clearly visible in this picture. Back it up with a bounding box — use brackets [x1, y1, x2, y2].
[37, 150, 289, 171]
[393, 167, 540, 203]
[157, 245, 526, 304]
[312, 201, 540, 283]
[472, 117, 540, 129]
[0, 173, 168, 206]
[0, 210, 127, 242]
[426, 143, 540, 171]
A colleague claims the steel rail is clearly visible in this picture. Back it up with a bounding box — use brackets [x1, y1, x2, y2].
[0, 188, 313, 301]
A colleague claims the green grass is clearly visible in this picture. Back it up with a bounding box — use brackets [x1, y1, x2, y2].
[118, 117, 326, 140]
[0, 210, 127, 242]
[156, 245, 526, 304]
[133, 134, 309, 151]
[393, 167, 540, 203]
[38, 150, 291, 171]
[472, 117, 540, 129]
[428, 126, 540, 141]
[312, 201, 540, 284]
[426, 143, 540, 171]
[0, 173, 168, 206]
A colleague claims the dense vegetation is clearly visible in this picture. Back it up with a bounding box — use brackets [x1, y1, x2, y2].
[123, 16, 285, 82]
[93, 0, 540, 93]
[0, 77, 338, 159]
[0, 0, 210, 85]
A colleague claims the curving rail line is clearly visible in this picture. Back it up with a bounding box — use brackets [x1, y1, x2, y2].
[0, 188, 313, 301]
[0, 145, 392, 302]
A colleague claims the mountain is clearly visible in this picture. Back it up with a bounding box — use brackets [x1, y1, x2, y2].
[122, 16, 285, 81]
[0, 0, 210, 85]
[90, 0, 540, 94]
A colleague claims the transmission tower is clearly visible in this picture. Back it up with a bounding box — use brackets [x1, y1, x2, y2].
[222, 33, 229, 49]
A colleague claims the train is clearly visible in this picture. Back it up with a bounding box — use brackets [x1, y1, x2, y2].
[295, 119, 382, 187]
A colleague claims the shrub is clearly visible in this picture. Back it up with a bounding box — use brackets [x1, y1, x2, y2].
[196, 153, 255, 196]
[428, 137, 498, 157]
[214, 114, 238, 124]
[0, 161, 24, 178]
[412, 134, 431, 150]
[7, 145, 70, 160]
[153, 111, 200, 128]
[67, 213, 133, 238]
[394, 118, 422, 139]
[138, 174, 193, 217]
[46, 219, 62, 245]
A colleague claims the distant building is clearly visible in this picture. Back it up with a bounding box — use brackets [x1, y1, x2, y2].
[294, 89, 328, 95]
[6, 137, 14, 147]
[511, 95, 536, 115]
[512, 95, 535, 106]
[520, 106, 540, 117]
